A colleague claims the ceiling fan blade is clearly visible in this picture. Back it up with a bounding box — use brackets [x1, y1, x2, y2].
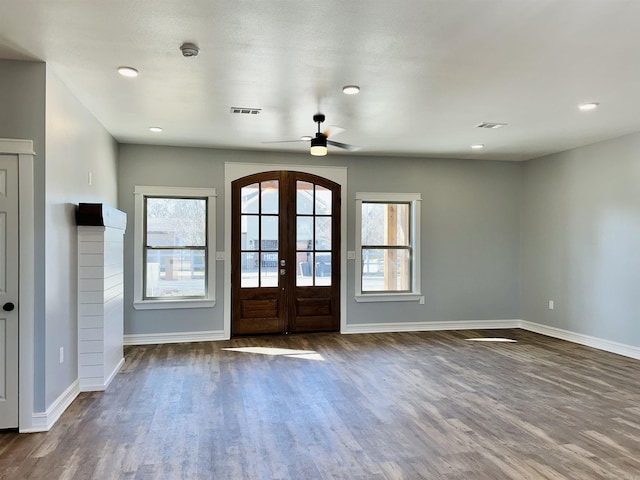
[323, 125, 345, 138]
[261, 139, 309, 144]
[327, 139, 361, 152]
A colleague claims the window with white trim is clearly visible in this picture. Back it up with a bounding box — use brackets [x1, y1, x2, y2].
[355, 192, 421, 302]
[133, 186, 217, 310]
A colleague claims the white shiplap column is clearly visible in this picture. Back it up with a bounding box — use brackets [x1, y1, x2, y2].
[77, 206, 126, 392]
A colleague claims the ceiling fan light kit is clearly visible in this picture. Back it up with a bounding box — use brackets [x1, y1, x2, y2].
[310, 134, 328, 156]
[310, 114, 328, 156]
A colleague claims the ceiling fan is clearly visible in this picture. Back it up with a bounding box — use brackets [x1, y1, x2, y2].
[265, 113, 360, 156]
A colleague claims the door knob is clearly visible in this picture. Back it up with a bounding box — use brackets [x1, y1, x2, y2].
[3, 302, 14, 312]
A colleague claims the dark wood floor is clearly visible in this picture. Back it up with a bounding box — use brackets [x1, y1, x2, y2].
[2, 329, 640, 479]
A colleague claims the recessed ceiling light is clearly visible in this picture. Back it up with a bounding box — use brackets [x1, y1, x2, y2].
[471, 144, 485, 149]
[117, 66, 139, 78]
[149, 127, 162, 132]
[578, 102, 599, 111]
[300, 135, 312, 141]
[342, 85, 360, 95]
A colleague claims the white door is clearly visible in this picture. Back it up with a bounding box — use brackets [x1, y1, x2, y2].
[0, 154, 19, 429]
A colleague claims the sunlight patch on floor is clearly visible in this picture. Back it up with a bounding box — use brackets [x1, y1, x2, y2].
[466, 337, 517, 343]
[222, 347, 325, 361]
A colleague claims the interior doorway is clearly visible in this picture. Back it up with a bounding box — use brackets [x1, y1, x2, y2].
[0, 153, 19, 429]
[231, 171, 341, 336]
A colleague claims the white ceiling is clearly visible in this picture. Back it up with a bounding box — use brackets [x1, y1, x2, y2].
[1, 0, 639, 161]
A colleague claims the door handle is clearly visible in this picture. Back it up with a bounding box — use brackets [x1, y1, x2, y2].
[280, 269, 286, 275]
[3, 302, 15, 312]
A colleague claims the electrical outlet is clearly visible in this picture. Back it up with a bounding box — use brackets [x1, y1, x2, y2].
[87, 171, 93, 186]
[548, 300, 554, 310]
[59, 347, 64, 364]
[419, 296, 425, 305]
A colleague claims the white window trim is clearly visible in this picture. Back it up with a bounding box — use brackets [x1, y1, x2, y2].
[355, 192, 422, 303]
[133, 186, 217, 310]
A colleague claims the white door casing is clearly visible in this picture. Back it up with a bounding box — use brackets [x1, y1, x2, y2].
[0, 154, 19, 429]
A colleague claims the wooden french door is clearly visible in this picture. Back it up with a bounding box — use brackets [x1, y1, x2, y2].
[231, 171, 340, 336]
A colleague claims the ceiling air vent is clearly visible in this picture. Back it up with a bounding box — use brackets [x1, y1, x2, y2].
[475, 122, 507, 129]
[230, 107, 262, 115]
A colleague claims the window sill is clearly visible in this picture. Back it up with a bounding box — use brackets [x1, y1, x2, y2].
[133, 299, 216, 310]
[354, 293, 422, 303]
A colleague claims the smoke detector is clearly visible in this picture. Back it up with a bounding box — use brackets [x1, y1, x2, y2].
[180, 43, 200, 57]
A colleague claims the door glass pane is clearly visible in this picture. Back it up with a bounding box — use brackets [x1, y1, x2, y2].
[241, 183, 259, 214]
[315, 252, 331, 286]
[260, 252, 279, 287]
[146, 198, 206, 246]
[297, 251, 313, 286]
[261, 180, 279, 214]
[261, 216, 278, 250]
[146, 249, 205, 297]
[241, 252, 258, 288]
[297, 216, 313, 248]
[297, 181, 314, 214]
[315, 185, 332, 215]
[241, 215, 258, 250]
[315, 217, 331, 250]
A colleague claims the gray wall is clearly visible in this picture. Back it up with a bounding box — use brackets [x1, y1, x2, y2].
[521, 132, 640, 347]
[44, 68, 119, 407]
[347, 155, 522, 325]
[1, 60, 118, 414]
[119, 145, 522, 335]
[0, 59, 47, 410]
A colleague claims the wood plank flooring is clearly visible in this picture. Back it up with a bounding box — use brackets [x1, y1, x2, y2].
[1, 329, 640, 479]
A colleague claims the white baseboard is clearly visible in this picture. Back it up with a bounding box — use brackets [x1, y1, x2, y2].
[124, 330, 228, 345]
[520, 320, 640, 360]
[342, 318, 640, 361]
[106, 357, 125, 388]
[342, 319, 521, 335]
[122, 322, 640, 360]
[21, 379, 80, 433]
[79, 357, 125, 393]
